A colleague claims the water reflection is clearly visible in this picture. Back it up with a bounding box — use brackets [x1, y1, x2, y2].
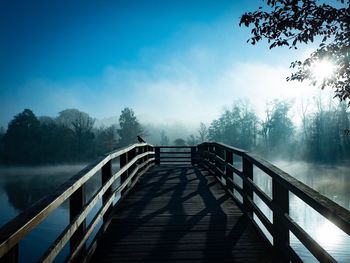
[0, 163, 123, 263]
[0, 165, 85, 212]
[276, 160, 350, 210]
[252, 160, 350, 263]
[316, 220, 343, 248]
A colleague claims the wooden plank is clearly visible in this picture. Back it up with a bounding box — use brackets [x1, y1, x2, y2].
[83, 162, 155, 263]
[91, 165, 272, 262]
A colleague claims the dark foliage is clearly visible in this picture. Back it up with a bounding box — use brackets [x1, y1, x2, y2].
[0, 103, 348, 165]
[240, 0, 350, 104]
[208, 102, 259, 151]
[2, 109, 41, 164]
[0, 107, 145, 165]
[173, 138, 186, 146]
[117, 107, 145, 147]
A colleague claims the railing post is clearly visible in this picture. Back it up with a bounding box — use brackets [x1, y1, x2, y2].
[242, 156, 253, 216]
[208, 144, 214, 170]
[101, 160, 113, 223]
[69, 185, 86, 257]
[0, 245, 18, 263]
[155, 147, 160, 165]
[127, 147, 136, 178]
[225, 150, 233, 193]
[191, 146, 196, 165]
[205, 144, 210, 164]
[272, 179, 289, 262]
[120, 152, 128, 196]
[145, 145, 149, 161]
[139, 145, 145, 166]
[142, 145, 147, 163]
[214, 145, 222, 180]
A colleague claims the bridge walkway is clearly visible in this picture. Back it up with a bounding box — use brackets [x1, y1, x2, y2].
[91, 165, 272, 262]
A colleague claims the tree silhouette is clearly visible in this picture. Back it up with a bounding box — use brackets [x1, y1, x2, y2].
[2, 109, 41, 164]
[197, 122, 208, 142]
[160, 130, 170, 146]
[267, 100, 294, 153]
[208, 103, 259, 150]
[57, 109, 95, 160]
[117, 108, 144, 147]
[240, 0, 350, 104]
[173, 138, 186, 146]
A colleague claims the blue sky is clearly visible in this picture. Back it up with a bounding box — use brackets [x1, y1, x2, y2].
[0, 0, 323, 128]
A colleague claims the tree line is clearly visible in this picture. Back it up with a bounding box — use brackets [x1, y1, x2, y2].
[0, 99, 349, 165]
[172, 99, 349, 163]
[197, 99, 350, 163]
[0, 107, 144, 165]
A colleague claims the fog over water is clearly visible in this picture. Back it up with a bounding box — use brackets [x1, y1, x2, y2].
[274, 160, 350, 210]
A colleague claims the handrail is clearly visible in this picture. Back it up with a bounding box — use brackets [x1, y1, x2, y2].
[197, 142, 350, 263]
[0, 143, 155, 262]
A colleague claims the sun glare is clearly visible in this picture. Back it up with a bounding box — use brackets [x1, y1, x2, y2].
[311, 59, 336, 81]
[316, 220, 342, 248]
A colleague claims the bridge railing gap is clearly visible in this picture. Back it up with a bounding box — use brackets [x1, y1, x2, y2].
[0, 143, 155, 263]
[196, 142, 350, 263]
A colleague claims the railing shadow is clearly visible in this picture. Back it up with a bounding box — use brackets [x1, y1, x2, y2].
[105, 165, 257, 261]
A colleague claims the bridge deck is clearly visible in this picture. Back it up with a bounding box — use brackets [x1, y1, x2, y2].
[91, 165, 272, 262]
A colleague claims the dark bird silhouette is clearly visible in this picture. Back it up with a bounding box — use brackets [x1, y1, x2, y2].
[137, 135, 146, 143]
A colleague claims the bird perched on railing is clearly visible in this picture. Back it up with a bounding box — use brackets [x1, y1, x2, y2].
[137, 135, 146, 143]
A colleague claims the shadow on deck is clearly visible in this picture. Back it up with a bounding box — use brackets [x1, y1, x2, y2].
[91, 165, 272, 262]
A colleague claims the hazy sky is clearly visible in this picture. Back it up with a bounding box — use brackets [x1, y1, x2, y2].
[1, 0, 325, 128]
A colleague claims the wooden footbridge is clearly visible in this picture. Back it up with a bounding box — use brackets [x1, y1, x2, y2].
[0, 142, 350, 262]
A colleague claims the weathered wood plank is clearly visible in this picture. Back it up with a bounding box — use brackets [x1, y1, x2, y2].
[90, 166, 272, 262]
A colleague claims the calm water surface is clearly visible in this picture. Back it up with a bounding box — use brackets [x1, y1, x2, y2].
[252, 160, 350, 263]
[0, 162, 349, 262]
[0, 164, 120, 263]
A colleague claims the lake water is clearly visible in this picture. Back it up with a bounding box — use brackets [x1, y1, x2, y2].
[252, 160, 350, 263]
[0, 162, 349, 262]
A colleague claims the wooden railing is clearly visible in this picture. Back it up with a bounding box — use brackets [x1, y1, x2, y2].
[154, 146, 196, 165]
[1, 141, 349, 263]
[0, 143, 155, 263]
[196, 142, 350, 263]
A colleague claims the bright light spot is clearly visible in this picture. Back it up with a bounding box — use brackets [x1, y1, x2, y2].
[311, 60, 336, 81]
[316, 220, 342, 248]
